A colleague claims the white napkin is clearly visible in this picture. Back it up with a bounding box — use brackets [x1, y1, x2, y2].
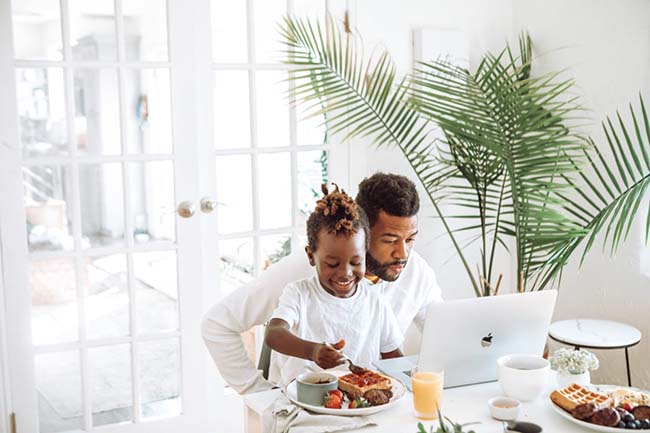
[262, 394, 377, 433]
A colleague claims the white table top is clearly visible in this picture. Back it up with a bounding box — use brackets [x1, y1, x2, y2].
[243, 377, 595, 432]
[549, 319, 641, 348]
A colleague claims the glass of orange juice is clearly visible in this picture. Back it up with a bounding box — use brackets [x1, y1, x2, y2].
[411, 367, 444, 419]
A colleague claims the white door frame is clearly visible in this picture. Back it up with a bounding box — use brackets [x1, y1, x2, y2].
[0, 0, 38, 430]
[0, 232, 12, 433]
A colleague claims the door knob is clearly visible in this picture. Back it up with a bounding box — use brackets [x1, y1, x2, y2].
[176, 201, 196, 218]
[200, 197, 218, 213]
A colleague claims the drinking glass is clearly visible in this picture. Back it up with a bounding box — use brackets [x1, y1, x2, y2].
[411, 367, 444, 419]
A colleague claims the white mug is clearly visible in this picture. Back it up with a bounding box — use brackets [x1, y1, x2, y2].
[497, 354, 549, 402]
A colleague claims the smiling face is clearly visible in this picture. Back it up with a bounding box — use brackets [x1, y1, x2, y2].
[366, 210, 418, 281]
[305, 228, 366, 298]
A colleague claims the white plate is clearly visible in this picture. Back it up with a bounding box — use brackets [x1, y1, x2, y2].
[549, 384, 650, 432]
[550, 402, 623, 432]
[283, 371, 406, 416]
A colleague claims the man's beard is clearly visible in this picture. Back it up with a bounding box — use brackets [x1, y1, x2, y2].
[365, 252, 408, 282]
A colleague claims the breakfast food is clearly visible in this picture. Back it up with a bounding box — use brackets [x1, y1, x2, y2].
[324, 390, 343, 409]
[589, 407, 621, 427]
[607, 388, 650, 408]
[318, 369, 395, 409]
[551, 384, 650, 430]
[364, 388, 393, 406]
[572, 403, 599, 420]
[632, 405, 650, 421]
[338, 370, 392, 400]
[550, 383, 613, 413]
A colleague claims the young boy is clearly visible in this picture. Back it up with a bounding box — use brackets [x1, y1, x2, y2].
[265, 184, 404, 386]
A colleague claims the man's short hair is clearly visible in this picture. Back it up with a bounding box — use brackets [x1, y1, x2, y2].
[355, 172, 420, 226]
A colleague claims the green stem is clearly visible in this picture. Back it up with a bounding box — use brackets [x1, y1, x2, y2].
[487, 174, 507, 285]
[479, 188, 488, 296]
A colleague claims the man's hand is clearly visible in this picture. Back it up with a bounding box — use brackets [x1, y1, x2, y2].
[311, 339, 346, 369]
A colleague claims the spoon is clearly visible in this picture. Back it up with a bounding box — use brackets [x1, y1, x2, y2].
[325, 344, 369, 375]
[344, 357, 369, 375]
[502, 421, 543, 433]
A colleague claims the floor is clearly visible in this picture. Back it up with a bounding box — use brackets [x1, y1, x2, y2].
[32, 256, 181, 432]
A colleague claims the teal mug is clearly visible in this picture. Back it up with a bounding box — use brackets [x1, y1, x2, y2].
[295, 372, 339, 406]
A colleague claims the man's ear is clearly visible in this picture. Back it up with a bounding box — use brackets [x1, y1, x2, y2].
[305, 246, 315, 266]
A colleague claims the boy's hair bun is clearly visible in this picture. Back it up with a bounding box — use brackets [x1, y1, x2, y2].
[307, 183, 369, 250]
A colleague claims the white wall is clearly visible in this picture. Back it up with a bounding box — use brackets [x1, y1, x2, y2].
[346, 0, 650, 386]
[344, 0, 517, 300]
[511, 0, 650, 388]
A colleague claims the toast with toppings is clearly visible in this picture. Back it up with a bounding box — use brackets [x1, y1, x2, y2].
[338, 370, 392, 399]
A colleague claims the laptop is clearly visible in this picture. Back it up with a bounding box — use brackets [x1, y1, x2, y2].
[373, 290, 557, 390]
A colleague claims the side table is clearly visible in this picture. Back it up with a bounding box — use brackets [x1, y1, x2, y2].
[549, 319, 641, 386]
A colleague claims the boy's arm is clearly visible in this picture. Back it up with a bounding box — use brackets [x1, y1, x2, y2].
[265, 318, 346, 369]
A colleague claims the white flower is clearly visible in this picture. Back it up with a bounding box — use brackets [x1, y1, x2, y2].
[549, 348, 599, 375]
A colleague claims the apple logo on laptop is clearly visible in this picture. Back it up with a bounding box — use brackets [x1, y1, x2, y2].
[481, 333, 493, 348]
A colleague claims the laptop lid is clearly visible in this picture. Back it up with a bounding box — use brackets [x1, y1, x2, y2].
[418, 290, 557, 388]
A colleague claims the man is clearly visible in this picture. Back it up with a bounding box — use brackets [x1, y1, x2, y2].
[201, 172, 442, 394]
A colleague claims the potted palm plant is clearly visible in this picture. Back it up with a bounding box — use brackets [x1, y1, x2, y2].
[279, 16, 650, 296]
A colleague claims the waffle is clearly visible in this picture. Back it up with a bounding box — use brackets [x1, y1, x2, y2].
[338, 370, 392, 399]
[550, 383, 613, 413]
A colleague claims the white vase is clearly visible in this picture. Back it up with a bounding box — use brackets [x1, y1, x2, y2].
[556, 370, 591, 388]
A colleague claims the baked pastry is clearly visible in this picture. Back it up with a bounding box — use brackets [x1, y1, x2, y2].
[550, 383, 613, 413]
[338, 370, 392, 399]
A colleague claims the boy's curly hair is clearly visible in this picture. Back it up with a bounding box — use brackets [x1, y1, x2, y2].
[306, 183, 370, 251]
[355, 172, 419, 226]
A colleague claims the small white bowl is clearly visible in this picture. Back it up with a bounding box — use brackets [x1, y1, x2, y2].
[488, 396, 521, 421]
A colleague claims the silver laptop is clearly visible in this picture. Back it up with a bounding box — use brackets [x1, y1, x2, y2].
[373, 290, 557, 390]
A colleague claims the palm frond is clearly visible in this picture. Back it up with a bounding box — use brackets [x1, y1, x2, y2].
[545, 95, 650, 280]
[408, 34, 587, 291]
[280, 15, 482, 295]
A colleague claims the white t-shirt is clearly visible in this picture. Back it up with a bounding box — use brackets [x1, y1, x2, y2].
[271, 276, 404, 386]
[201, 248, 442, 394]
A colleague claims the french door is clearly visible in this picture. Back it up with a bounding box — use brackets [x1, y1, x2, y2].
[0, 0, 347, 432]
[1, 0, 214, 432]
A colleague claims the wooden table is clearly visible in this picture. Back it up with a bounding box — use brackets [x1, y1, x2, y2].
[243, 377, 596, 432]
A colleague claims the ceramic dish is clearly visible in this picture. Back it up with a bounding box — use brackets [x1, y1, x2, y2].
[550, 384, 650, 432]
[283, 370, 406, 416]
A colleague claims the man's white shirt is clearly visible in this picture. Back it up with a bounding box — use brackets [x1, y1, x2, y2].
[271, 276, 404, 386]
[201, 248, 442, 394]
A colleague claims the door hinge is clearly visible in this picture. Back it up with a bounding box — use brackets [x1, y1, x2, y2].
[9, 412, 16, 433]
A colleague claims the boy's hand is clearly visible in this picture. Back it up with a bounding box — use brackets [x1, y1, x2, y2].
[311, 339, 346, 369]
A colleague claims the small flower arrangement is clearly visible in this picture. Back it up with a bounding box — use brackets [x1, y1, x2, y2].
[549, 348, 599, 375]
